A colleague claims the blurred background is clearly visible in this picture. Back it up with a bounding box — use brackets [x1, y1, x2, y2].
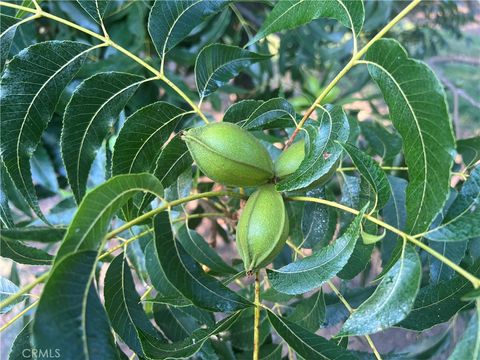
[1, 0, 479, 358]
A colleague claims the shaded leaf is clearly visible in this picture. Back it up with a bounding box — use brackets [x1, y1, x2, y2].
[195, 44, 270, 99]
[0, 226, 66, 243]
[288, 290, 325, 332]
[139, 311, 242, 359]
[148, 0, 229, 61]
[104, 254, 157, 356]
[153, 136, 193, 189]
[341, 142, 391, 211]
[338, 244, 421, 336]
[448, 304, 480, 360]
[224, 98, 296, 130]
[248, 0, 365, 46]
[1, 14, 20, 71]
[177, 225, 237, 274]
[154, 212, 251, 312]
[399, 262, 479, 331]
[457, 136, 480, 168]
[77, 0, 109, 23]
[429, 239, 467, 283]
[426, 166, 480, 242]
[0, 237, 52, 265]
[267, 207, 365, 295]
[360, 121, 402, 161]
[277, 105, 349, 191]
[33, 251, 118, 359]
[8, 321, 32, 360]
[364, 38, 455, 234]
[267, 310, 356, 360]
[231, 308, 270, 351]
[0, 161, 14, 227]
[56, 173, 163, 261]
[0, 41, 92, 220]
[62, 72, 144, 202]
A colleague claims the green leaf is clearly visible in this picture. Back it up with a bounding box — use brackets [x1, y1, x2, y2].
[224, 98, 297, 130]
[267, 206, 365, 295]
[338, 244, 421, 336]
[359, 121, 402, 161]
[457, 137, 480, 169]
[248, 0, 365, 46]
[176, 225, 237, 274]
[195, 44, 270, 99]
[288, 290, 326, 332]
[426, 166, 480, 242]
[429, 239, 467, 283]
[230, 308, 270, 351]
[0, 237, 52, 265]
[154, 212, 251, 312]
[139, 311, 242, 359]
[266, 310, 356, 360]
[0, 161, 14, 227]
[0, 41, 92, 220]
[148, 0, 229, 61]
[236, 344, 283, 360]
[276, 105, 349, 191]
[0, 276, 23, 314]
[364, 38, 455, 235]
[448, 304, 480, 360]
[56, 173, 163, 261]
[62, 72, 144, 202]
[1, 14, 20, 71]
[0, 226, 66, 243]
[399, 262, 479, 331]
[153, 136, 193, 189]
[77, 0, 109, 23]
[33, 250, 118, 359]
[8, 321, 32, 360]
[112, 102, 188, 178]
[300, 188, 337, 250]
[340, 142, 391, 211]
[104, 254, 157, 356]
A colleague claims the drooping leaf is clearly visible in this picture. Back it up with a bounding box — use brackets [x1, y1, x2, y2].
[338, 244, 421, 336]
[267, 206, 365, 295]
[148, 0, 229, 61]
[364, 38, 455, 235]
[0, 237, 52, 265]
[276, 105, 349, 191]
[195, 43, 270, 99]
[300, 188, 337, 250]
[426, 166, 480, 242]
[0, 41, 92, 220]
[176, 225, 237, 274]
[448, 304, 480, 360]
[0, 226, 66, 243]
[56, 173, 163, 261]
[0, 276, 24, 314]
[139, 311, 242, 359]
[287, 290, 326, 332]
[359, 121, 402, 161]
[340, 142, 391, 211]
[152, 136, 193, 189]
[62, 72, 144, 202]
[248, 0, 365, 46]
[224, 98, 297, 130]
[399, 262, 479, 331]
[267, 310, 356, 360]
[154, 212, 251, 312]
[77, 0, 109, 23]
[33, 250, 118, 359]
[457, 136, 480, 168]
[104, 254, 158, 356]
[112, 102, 188, 178]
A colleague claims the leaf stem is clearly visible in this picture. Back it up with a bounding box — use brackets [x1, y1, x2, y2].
[0, 1, 209, 124]
[253, 271, 261, 360]
[285, 0, 421, 147]
[0, 300, 39, 333]
[288, 196, 480, 288]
